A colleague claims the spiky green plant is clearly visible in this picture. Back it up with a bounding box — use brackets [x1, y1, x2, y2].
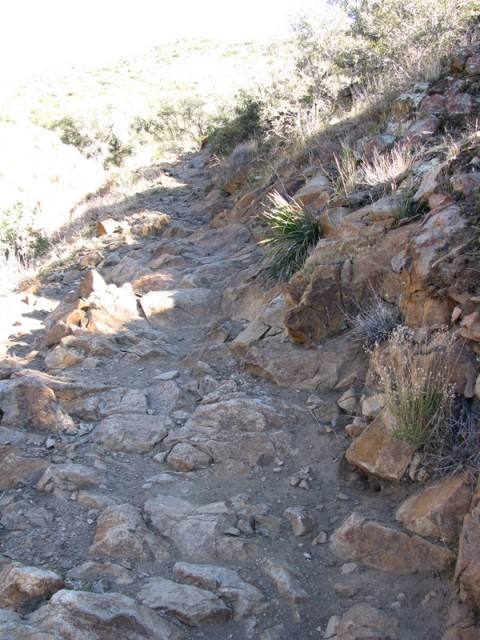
[259, 191, 321, 281]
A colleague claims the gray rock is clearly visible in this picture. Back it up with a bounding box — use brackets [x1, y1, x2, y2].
[166, 443, 212, 471]
[262, 558, 310, 604]
[283, 506, 317, 537]
[173, 562, 270, 619]
[92, 414, 171, 452]
[138, 576, 231, 626]
[29, 589, 182, 639]
[36, 463, 103, 494]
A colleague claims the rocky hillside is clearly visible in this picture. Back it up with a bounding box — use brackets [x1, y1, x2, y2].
[0, 32, 480, 640]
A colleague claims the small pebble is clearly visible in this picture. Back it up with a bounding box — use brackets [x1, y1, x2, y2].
[337, 492, 350, 501]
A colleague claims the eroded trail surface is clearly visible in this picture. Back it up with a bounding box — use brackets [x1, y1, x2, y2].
[0, 153, 451, 639]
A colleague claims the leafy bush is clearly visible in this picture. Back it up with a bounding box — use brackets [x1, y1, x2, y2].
[0, 202, 49, 265]
[208, 95, 267, 157]
[259, 191, 321, 281]
[371, 326, 456, 448]
[131, 97, 210, 152]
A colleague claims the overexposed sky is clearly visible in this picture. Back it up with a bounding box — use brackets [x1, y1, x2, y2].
[1, 0, 324, 79]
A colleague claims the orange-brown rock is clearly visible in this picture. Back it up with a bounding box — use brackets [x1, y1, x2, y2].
[292, 172, 332, 207]
[454, 508, 480, 612]
[345, 410, 416, 482]
[285, 264, 343, 345]
[243, 343, 338, 390]
[0, 563, 64, 612]
[396, 472, 474, 543]
[331, 512, 455, 574]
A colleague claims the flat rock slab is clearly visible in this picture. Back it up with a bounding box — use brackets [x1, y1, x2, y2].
[330, 512, 455, 574]
[140, 289, 222, 329]
[144, 495, 258, 562]
[138, 576, 232, 626]
[336, 603, 399, 640]
[173, 562, 269, 619]
[90, 504, 168, 562]
[36, 463, 103, 494]
[28, 589, 181, 640]
[92, 414, 171, 452]
[243, 344, 338, 389]
[166, 442, 212, 470]
[162, 398, 292, 469]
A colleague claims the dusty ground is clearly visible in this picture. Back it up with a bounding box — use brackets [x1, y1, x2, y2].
[0, 152, 453, 639]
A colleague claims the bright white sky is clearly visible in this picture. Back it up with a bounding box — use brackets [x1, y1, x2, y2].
[1, 0, 323, 80]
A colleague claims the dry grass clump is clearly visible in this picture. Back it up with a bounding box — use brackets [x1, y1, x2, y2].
[425, 397, 480, 477]
[362, 145, 419, 191]
[348, 296, 402, 348]
[259, 191, 321, 281]
[370, 326, 456, 448]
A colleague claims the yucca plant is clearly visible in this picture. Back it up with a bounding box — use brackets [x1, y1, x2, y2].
[259, 191, 321, 281]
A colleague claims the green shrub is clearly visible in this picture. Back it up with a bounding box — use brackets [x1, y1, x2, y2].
[208, 95, 266, 157]
[258, 191, 321, 281]
[0, 202, 49, 265]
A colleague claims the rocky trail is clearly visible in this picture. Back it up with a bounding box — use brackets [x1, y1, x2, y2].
[0, 148, 465, 640]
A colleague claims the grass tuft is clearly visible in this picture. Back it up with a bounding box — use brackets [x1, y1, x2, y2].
[371, 326, 456, 449]
[348, 296, 402, 348]
[259, 191, 321, 281]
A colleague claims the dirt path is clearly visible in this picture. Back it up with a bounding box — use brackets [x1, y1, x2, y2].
[0, 152, 452, 639]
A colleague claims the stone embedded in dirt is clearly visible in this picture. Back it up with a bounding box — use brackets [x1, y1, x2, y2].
[76, 490, 118, 510]
[0, 377, 76, 434]
[144, 495, 257, 562]
[28, 589, 181, 640]
[345, 410, 416, 482]
[361, 393, 386, 419]
[454, 509, 480, 612]
[36, 463, 103, 495]
[466, 55, 480, 75]
[166, 442, 213, 471]
[0, 501, 54, 531]
[43, 321, 72, 348]
[337, 387, 358, 414]
[442, 597, 480, 640]
[283, 506, 317, 537]
[0, 452, 48, 490]
[0, 562, 64, 612]
[261, 558, 310, 604]
[173, 562, 270, 619]
[311, 400, 339, 427]
[162, 397, 292, 469]
[336, 603, 399, 640]
[446, 93, 472, 115]
[66, 561, 133, 586]
[86, 283, 142, 334]
[405, 115, 440, 144]
[138, 576, 232, 626]
[140, 288, 222, 329]
[451, 172, 480, 197]
[230, 320, 270, 357]
[460, 312, 480, 343]
[419, 94, 447, 116]
[330, 512, 455, 574]
[89, 504, 168, 562]
[413, 161, 446, 202]
[396, 472, 474, 543]
[92, 414, 171, 453]
[79, 250, 104, 270]
[243, 344, 338, 390]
